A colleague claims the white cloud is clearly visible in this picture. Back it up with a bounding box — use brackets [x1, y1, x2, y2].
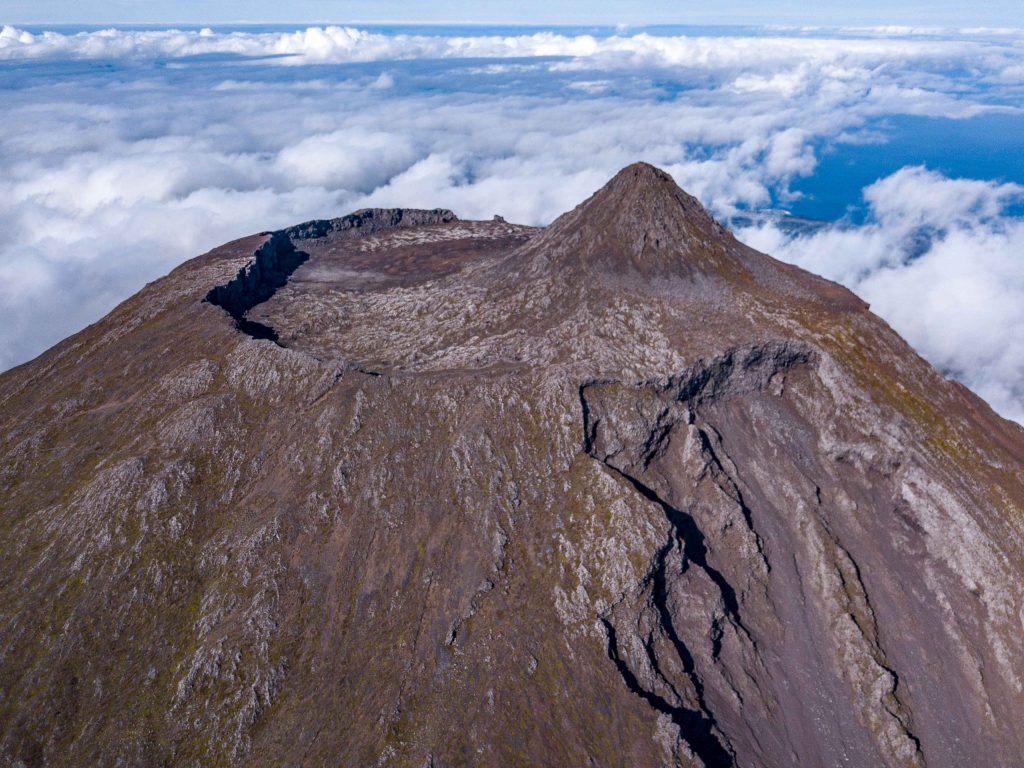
[1, 24, 1020, 72]
[737, 169, 1024, 421]
[0, 24, 1022, 424]
[274, 130, 419, 192]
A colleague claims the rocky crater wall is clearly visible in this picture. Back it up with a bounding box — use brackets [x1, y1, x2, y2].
[205, 208, 462, 342]
[284, 207, 457, 241]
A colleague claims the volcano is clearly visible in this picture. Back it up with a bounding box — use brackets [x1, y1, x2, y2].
[2, 163, 1023, 768]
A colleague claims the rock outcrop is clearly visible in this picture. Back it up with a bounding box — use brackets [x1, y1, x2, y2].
[1, 163, 1022, 768]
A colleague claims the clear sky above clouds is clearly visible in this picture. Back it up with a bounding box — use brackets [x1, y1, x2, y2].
[4, 0, 1022, 26]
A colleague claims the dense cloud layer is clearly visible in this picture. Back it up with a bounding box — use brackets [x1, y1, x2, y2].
[1, 24, 1022, 420]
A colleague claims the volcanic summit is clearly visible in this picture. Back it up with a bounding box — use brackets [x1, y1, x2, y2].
[1, 163, 1023, 768]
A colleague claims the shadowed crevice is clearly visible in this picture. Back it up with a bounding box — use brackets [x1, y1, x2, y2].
[204, 231, 309, 345]
[601, 619, 734, 768]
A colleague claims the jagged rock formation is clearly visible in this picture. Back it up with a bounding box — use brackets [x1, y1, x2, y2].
[1, 163, 1023, 768]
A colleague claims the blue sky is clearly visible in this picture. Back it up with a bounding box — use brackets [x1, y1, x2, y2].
[4, 0, 1023, 26]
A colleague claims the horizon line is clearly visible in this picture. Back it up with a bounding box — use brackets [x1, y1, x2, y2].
[5, 20, 1023, 33]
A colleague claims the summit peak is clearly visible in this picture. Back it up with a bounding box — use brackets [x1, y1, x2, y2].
[603, 160, 676, 188]
[582, 161, 706, 214]
[538, 162, 738, 279]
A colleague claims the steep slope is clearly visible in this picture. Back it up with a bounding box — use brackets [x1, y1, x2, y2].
[1, 164, 1022, 768]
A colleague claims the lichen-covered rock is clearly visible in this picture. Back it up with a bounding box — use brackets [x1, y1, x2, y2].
[1, 164, 1023, 768]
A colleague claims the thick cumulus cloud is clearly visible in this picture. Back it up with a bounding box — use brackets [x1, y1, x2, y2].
[0, 25, 1023, 422]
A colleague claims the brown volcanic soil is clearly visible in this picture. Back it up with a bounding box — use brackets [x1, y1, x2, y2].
[1, 164, 1023, 768]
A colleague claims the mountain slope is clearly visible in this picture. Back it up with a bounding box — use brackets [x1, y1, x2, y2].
[1, 163, 1022, 768]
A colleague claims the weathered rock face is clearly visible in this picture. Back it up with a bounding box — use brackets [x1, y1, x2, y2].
[1, 163, 1023, 768]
